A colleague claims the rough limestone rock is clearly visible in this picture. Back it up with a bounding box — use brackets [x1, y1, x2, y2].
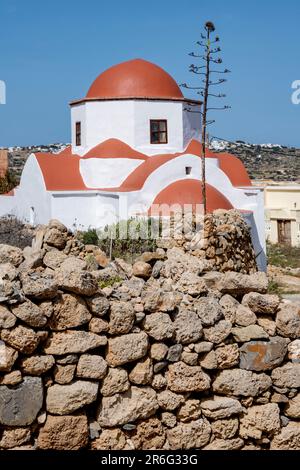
[167, 419, 211, 450]
[215, 344, 239, 369]
[106, 332, 148, 367]
[1, 325, 39, 354]
[239, 403, 280, 439]
[195, 297, 223, 326]
[231, 325, 269, 343]
[239, 337, 288, 371]
[97, 386, 158, 427]
[44, 330, 107, 355]
[44, 228, 67, 249]
[91, 428, 126, 450]
[109, 301, 135, 335]
[76, 354, 108, 380]
[284, 393, 300, 418]
[43, 250, 67, 270]
[213, 369, 272, 397]
[100, 368, 129, 397]
[89, 317, 109, 334]
[0, 427, 31, 449]
[203, 320, 232, 344]
[242, 293, 280, 314]
[37, 414, 89, 450]
[203, 438, 244, 450]
[217, 272, 268, 295]
[175, 272, 208, 296]
[86, 294, 110, 317]
[46, 381, 99, 415]
[167, 362, 211, 393]
[0, 377, 43, 425]
[235, 304, 257, 327]
[21, 272, 58, 300]
[0, 305, 16, 329]
[288, 339, 300, 362]
[211, 418, 239, 439]
[201, 396, 243, 420]
[20, 355, 55, 375]
[0, 244, 23, 266]
[257, 316, 276, 336]
[0, 343, 18, 372]
[12, 301, 47, 328]
[219, 294, 239, 323]
[271, 363, 300, 389]
[131, 417, 166, 450]
[54, 364, 76, 384]
[129, 357, 153, 385]
[157, 390, 185, 411]
[0, 263, 19, 302]
[142, 312, 174, 341]
[132, 261, 152, 279]
[49, 293, 91, 330]
[150, 343, 168, 361]
[173, 308, 203, 344]
[276, 303, 300, 339]
[55, 268, 98, 296]
[271, 422, 300, 450]
[177, 399, 202, 423]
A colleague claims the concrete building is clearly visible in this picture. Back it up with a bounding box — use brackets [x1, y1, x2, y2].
[0, 58, 265, 267]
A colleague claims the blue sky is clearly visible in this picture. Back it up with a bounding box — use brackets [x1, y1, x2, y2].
[0, 0, 300, 147]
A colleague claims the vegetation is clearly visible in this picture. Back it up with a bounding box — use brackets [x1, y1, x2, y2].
[98, 276, 123, 289]
[0, 170, 17, 195]
[267, 242, 300, 270]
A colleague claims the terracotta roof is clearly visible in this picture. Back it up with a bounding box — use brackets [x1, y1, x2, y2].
[35, 153, 86, 191]
[85, 59, 184, 101]
[83, 139, 147, 160]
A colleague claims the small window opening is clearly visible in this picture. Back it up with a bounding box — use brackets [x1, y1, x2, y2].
[76, 122, 81, 146]
[185, 166, 192, 175]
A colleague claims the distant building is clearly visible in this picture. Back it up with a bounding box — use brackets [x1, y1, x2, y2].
[258, 182, 300, 247]
[0, 59, 265, 267]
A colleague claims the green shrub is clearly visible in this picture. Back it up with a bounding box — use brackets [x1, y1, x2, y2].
[0, 170, 18, 195]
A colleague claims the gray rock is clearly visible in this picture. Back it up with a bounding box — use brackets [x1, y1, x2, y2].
[86, 294, 110, 317]
[142, 312, 174, 341]
[173, 308, 203, 344]
[201, 396, 243, 420]
[271, 363, 300, 389]
[167, 344, 183, 362]
[240, 337, 288, 371]
[195, 297, 223, 326]
[213, 369, 272, 397]
[231, 325, 269, 343]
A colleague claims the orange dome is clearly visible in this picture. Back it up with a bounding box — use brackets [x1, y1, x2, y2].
[86, 59, 184, 100]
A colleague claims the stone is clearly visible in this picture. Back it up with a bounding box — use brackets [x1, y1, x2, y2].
[44, 330, 107, 355]
[219, 294, 239, 323]
[284, 393, 300, 418]
[216, 344, 239, 369]
[173, 308, 203, 344]
[94, 250, 109, 268]
[0, 370, 22, 385]
[55, 268, 98, 296]
[132, 261, 152, 279]
[49, 293, 91, 330]
[152, 374, 167, 391]
[86, 294, 110, 317]
[109, 301, 135, 335]
[239, 403, 281, 439]
[235, 304, 257, 326]
[131, 418, 166, 450]
[0, 305, 16, 328]
[100, 368, 129, 396]
[157, 390, 184, 411]
[242, 293, 280, 314]
[239, 337, 288, 371]
[271, 363, 300, 388]
[217, 272, 268, 295]
[97, 386, 158, 427]
[153, 361, 168, 373]
[44, 227, 67, 249]
[54, 364, 76, 384]
[142, 312, 174, 341]
[0, 263, 19, 302]
[181, 351, 198, 365]
[129, 357, 153, 385]
[77, 354, 107, 380]
[0, 427, 31, 449]
[203, 438, 244, 450]
[203, 320, 232, 344]
[167, 419, 211, 450]
[276, 303, 300, 339]
[271, 422, 300, 450]
[0, 244, 23, 266]
[20, 355, 55, 375]
[201, 396, 243, 419]
[194, 341, 213, 354]
[211, 418, 239, 439]
[167, 362, 210, 393]
[46, 381, 99, 415]
[89, 317, 109, 334]
[56, 354, 78, 365]
[213, 369, 272, 397]
[20, 272, 58, 300]
[0, 376, 43, 426]
[195, 297, 223, 326]
[91, 429, 126, 450]
[0, 342, 18, 372]
[89, 420, 101, 439]
[1, 325, 39, 354]
[166, 344, 183, 362]
[39, 301, 54, 318]
[150, 343, 168, 361]
[257, 316, 277, 336]
[161, 412, 177, 428]
[231, 325, 269, 342]
[200, 350, 218, 370]
[37, 414, 88, 450]
[106, 332, 148, 367]
[12, 301, 47, 328]
[43, 250, 67, 269]
[288, 339, 300, 362]
[175, 273, 208, 296]
[177, 400, 201, 422]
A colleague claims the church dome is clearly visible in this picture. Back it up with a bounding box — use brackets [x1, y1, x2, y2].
[86, 59, 184, 100]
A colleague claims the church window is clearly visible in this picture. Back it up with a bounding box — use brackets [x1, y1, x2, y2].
[150, 120, 168, 144]
[76, 122, 81, 146]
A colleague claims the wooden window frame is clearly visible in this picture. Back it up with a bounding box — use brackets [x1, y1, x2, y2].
[150, 119, 168, 144]
[76, 122, 81, 147]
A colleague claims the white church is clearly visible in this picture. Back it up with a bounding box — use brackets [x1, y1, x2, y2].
[0, 58, 265, 266]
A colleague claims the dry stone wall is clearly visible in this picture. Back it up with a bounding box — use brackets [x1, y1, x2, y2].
[0, 220, 300, 450]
